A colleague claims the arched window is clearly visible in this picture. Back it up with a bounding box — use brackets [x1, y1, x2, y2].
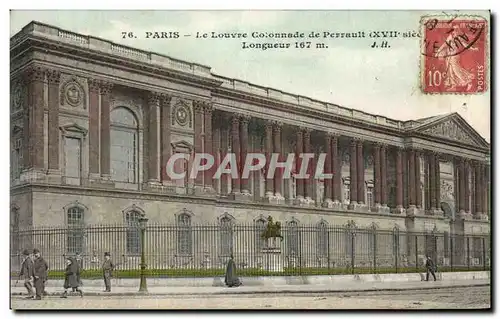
[125, 211, 142, 254]
[254, 218, 266, 252]
[287, 220, 299, 256]
[67, 206, 85, 254]
[219, 216, 234, 257]
[110, 107, 139, 183]
[177, 213, 192, 255]
[317, 221, 328, 257]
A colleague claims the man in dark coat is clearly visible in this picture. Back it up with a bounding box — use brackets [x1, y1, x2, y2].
[61, 257, 83, 298]
[19, 249, 34, 298]
[102, 252, 114, 292]
[425, 255, 437, 281]
[32, 249, 49, 300]
[224, 254, 242, 288]
[75, 252, 83, 287]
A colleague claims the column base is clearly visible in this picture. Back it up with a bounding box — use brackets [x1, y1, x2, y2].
[46, 169, 62, 184]
[293, 197, 314, 207]
[378, 205, 391, 214]
[391, 205, 406, 215]
[267, 193, 285, 205]
[348, 202, 366, 211]
[322, 199, 343, 210]
[20, 168, 47, 183]
[405, 205, 420, 217]
[322, 199, 333, 208]
[231, 191, 253, 202]
[476, 213, 489, 221]
[458, 210, 473, 220]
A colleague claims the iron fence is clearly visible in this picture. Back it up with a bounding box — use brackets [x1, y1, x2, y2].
[10, 223, 490, 278]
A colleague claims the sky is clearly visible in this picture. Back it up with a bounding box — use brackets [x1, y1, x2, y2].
[9, 10, 491, 141]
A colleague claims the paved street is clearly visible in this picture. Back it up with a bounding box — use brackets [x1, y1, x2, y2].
[11, 286, 490, 310]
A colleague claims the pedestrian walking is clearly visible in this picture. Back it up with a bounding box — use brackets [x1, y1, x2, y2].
[19, 249, 34, 299]
[102, 252, 114, 292]
[425, 255, 437, 281]
[61, 257, 83, 298]
[224, 254, 242, 288]
[32, 249, 49, 300]
[75, 252, 83, 287]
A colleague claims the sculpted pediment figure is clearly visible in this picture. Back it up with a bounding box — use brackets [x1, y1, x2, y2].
[416, 114, 489, 148]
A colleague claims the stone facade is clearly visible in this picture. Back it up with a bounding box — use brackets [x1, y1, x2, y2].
[10, 22, 491, 251]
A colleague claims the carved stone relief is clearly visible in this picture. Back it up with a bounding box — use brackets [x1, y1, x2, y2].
[12, 82, 24, 110]
[365, 155, 374, 168]
[440, 180, 454, 201]
[342, 151, 350, 166]
[60, 76, 86, 109]
[171, 99, 192, 129]
[422, 120, 477, 146]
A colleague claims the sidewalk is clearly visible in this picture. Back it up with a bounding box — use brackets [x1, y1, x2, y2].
[11, 279, 490, 297]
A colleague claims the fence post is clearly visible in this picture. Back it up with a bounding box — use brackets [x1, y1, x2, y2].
[395, 233, 399, 273]
[373, 231, 377, 273]
[450, 236, 454, 271]
[415, 235, 418, 273]
[482, 237, 486, 271]
[327, 230, 331, 272]
[351, 231, 355, 275]
[466, 237, 470, 271]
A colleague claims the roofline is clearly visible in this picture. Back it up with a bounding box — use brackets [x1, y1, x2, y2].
[10, 20, 490, 141]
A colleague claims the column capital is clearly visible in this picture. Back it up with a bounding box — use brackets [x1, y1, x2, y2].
[326, 131, 340, 139]
[193, 100, 205, 114]
[272, 120, 283, 131]
[99, 82, 113, 95]
[231, 113, 242, 125]
[147, 91, 161, 106]
[88, 78, 101, 93]
[240, 114, 251, 124]
[203, 101, 214, 114]
[160, 93, 172, 105]
[23, 65, 45, 82]
[45, 68, 61, 85]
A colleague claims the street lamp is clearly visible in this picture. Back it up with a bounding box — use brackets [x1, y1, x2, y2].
[138, 216, 149, 293]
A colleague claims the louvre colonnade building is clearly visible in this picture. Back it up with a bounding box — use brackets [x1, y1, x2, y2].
[10, 22, 490, 263]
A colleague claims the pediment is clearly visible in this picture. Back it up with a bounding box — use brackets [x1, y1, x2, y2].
[171, 140, 193, 152]
[59, 123, 88, 136]
[414, 114, 489, 149]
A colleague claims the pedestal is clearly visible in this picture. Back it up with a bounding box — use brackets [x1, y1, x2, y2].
[405, 205, 420, 217]
[262, 237, 283, 272]
[391, 206, 405, 214]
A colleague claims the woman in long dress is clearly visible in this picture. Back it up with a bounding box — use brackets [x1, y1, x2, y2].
[61, 257, 83, 298]
[224, 254, 242, 288]
[435, 25, 478, 91]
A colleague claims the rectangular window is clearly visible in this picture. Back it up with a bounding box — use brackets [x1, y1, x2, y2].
[64, 137, 81, 185]
[367, 187, 374, 209]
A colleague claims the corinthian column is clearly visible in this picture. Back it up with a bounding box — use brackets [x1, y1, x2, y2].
[204, 103, 214, 191]
[46, 69, 60, 174]
[193, 101, 204, 187]
[273, 121, 284, 200]
[393, 147, 405, 214]
[323, 133, 333, 206]
[99, 82, 113, 180]
[147, 92, 160, 183]
[240, 115, 251, 194]
[230, 114, 241, 195]
[264, 121, 274, 198]
[356, 139, 365, 206]
[374, 143, 381, 207]
[349, 139, 358, 207]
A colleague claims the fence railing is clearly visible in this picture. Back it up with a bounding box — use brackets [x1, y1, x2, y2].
[10, 224, 491, 278]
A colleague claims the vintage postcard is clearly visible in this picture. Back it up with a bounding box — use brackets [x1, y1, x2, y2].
[9, 10, 490, 310]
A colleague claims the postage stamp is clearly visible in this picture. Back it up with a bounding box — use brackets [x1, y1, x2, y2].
[421, 15, 488, 94]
